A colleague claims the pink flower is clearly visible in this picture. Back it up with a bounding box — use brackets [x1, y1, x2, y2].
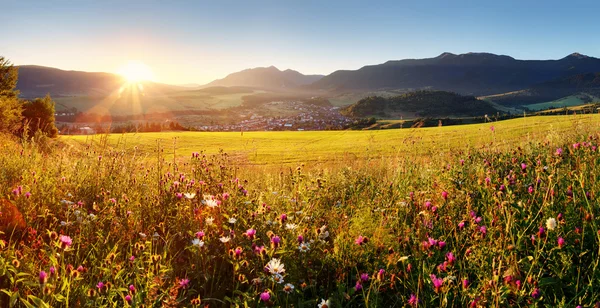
[437, 241, 446, 249]
[125, 295, 132, 303]
[297, 234, 304, 243]
[479, 226, 487, 236]
[528, 186, 534, 194]
[260, 291, 270, 302]
[195, 231, 205, 239]
[441, 191, 448, 200]
[271, 235, 281, 248]
[462, 279, 469, 289]
[280, 213, 287, 222]
[96, 281, 105, 290]
[244, 229, 256, 239]
[458, 221, 465, 230]
[558, 237, 565, 248]
[408, 294, 419, 306]
[354, 281, 363, 291]
[521, 163, 527, 171]
[59, 235, 72, 248]
[129, 284, 136, 293]
[179, 278, 190, 288]
[39, 271, 48, 284]
[355, 235, 367, 245]
[222, 193, 230, 200]
[360, 273, 369, 282]
[446, 252, 456, 265]
[430, 274, 443, 292]
[531, 287, 541, 299]
[555, 148, 563, 156]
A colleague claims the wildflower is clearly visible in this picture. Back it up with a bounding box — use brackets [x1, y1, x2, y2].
[191, 238, 204, 248]
[528, 186, 534, 194]
[125, 295, 132, 303]
[546, 218, 557, 231]
[129, 255, 135, 262]
[558, 237, 565, 248]
[59, 235, 73, 248]
[184, 193, 196, 199]
[205, 199, 219, 208]
[195, 231, 205, 239]
[521, 163, 527, 171]
[254, 245, 266, 255]
[96, 281, 105, 290]
[285, 223, 298, 230]
[446, 252, 456, 265]
[280, 213, 287, 222]
[265, 258, 286, 275]
[377, 269, 385, 281]
[205, 217, 214, 226]
[355, 235, 368, 245]
[573, 143, 580, 149]
[441, 191, 448, 200]
[233, 247, 243, 258]
[175, 192, 183, 199]
[39, 271, 48, 285]
[531, 287, 541, 299]
[244, 228, 256, 239]
[260, 291, 270, 302]
[437, 241, 446, 249]
[283, 283, 295, 294]
[317, 299, 331, 308]
[462, 279, 469, 289]
[354, 281, 362, 291]
[219, 236, 231, 243]
[222, 192, 230, 200]
[538, 226, 545, 237]
[430, 274, 443, 292]
[490, 125, 495, 132]
[299, 242, 310, 252]
[555, 148, 563, 156]
[297, 234, 304, 243]
[479, 226, 487, 237]
[271, 235, 281, 248]
[228, 217, 237, 224]
[408, 294, 419, 306]
[272, 274, 284, 284]
[458, 221, 465, 230]
[317, 225, 329, 240]
[360, 273, 369, 282]
[179, 278, 190, 288]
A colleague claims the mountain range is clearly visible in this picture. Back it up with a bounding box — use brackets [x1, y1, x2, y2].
[312, 52, 600, 95]
[206, 66, 323, 89]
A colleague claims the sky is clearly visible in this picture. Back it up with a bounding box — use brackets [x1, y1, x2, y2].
[2, 0, 600, 85]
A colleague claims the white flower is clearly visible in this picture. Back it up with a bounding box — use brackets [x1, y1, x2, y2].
[317, 299, 331, 308]
[191, 238, 204, 248]
[272, 274, 285, 284]
[74, 210, 81, 216]
[139, 232, 147, 238]
[298, 242, 310, 252]
[205, 199, 219, 208]
[283, 283, 294, 294]
[285, 223, 298, 230]
[318, 225, 329, 240]
[184, 193, 196, 199]
[88, 213, 96, 220]
[153, 232, 160, 238]
[205, 217, 214, 225]
[228, 217, 237, 224]
[219, 236, 231, 243]
[265, 258, 286, 275]
[546, 218, 557, 231]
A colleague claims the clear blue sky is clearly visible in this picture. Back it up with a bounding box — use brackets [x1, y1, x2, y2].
[2, 0, 599, 84]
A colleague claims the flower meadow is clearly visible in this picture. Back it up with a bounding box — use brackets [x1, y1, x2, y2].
[1, 124, 600, 307]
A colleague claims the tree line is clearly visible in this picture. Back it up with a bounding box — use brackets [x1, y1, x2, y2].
[0, 57, 58, 138]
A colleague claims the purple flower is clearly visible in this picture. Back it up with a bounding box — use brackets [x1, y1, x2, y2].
[355, 235, 367, 245]
[446, 252, 456, 265]
[462, 279, 469, 289]
[531, 287, 541, 299]
[458, 221, 465, 230]
[129, 284, 136, 293]
[59, 235, 72, 248]
[125, 295, 132, 303]
[280, 213, 287, 222]
[360, 273, 369, 282]
[49, 266, 55, 275]
[271, 235, 281, 247]
[179, 278, 190, 288]
[538, 227, 545, 237]
[96, 281, 105, 290]
[479, 226, 487, 236]
[354, 281, 363, 291]
[437, 241, 446, 249]
[244, 229, 256, 239]
[39, 271, 48, 284]
[260, 291, 270, 302]
[555, 148, 563, 156]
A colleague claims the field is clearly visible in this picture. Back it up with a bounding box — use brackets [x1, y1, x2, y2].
[1, 114, 600, 307]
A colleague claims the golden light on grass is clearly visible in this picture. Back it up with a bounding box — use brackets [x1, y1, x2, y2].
[117, 60, 155, 83]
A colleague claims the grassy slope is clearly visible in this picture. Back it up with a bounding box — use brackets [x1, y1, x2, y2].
[65, 114, 600, 165]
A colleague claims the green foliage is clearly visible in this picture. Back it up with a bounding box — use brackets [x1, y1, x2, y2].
[21, 95, 58, 138]
[0, 57, 22, 133]
[342, 90, 498, 118]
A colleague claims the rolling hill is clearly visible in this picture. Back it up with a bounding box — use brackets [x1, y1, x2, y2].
[341, 90, 498, 118]
[206, 66, 323, 89]
[312, 52, 600, 95]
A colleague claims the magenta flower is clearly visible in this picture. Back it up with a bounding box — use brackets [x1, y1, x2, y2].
[408, 294, 419, 306]
[430, 274, 443, 292]
[558, 237, 565, 248]
[280, 213, 287, 222]
[528, 186, 534, 194]
[271, 235, 281, 247]
[125, 295, 132, 303]
[297, 234, 304, 243]
[446, 252, 456, 265]
[531, 287, 541, 299]
[49, 266, 55, 275]
[538, 227, 545, 237]
[521, 163, 527, 171]
[39, 271, 48, 284]
[179, 278, 190, 288]
[377, 269, 385, 281]
[360, 273, 369, 282]
[458, 221, 465, 230]
[573, 143, 580, 149]
[479, 226, 487, 236]
[260, 291, 270, 302]
[354, 281, 363, 291]
[462, 278, 469, 289]
[425, 201, 432, 209]
[490, 125, 495, 132]
[555, 148, 563, 156]
[129, 284, 136, 293]
[25, 192, 31, 198]
[355, 235, 367, 246]
[59, 235, 72, 248]
[222, 192, 230, 200]
[96, 281, 105, 290]
[438, 241, 446, 249]
[441, 191, 448, 200]
[244, 228, 256, 239]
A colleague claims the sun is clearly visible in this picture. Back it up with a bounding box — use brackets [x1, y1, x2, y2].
[117, 60, 155, 83]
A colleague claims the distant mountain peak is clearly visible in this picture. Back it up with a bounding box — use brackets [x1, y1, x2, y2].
[437, 52, 456, 58]
[566, 52, 589, 59]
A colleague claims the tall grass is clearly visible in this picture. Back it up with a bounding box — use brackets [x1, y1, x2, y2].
[0, 115, 599, 307]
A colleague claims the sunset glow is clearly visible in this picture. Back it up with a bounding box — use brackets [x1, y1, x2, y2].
[117, 61, 155, 83]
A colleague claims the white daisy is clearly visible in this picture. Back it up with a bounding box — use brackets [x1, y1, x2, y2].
[191, 238, 204, 248]
[219, 236, 231, 243]
[285, 223, 298, 230]
[228, 217, 237, 224]
[299, 242, 310, 252]
[265, 258, 286, 275]
[205, 217, 214, 226]
[283, 283, 294, 294]
[272, 274, 285, 284]
[317, 299, 331, 308]
[184, 193, 196, 199]
[546, 218, 557, 230]
[205, 199, 219, 208]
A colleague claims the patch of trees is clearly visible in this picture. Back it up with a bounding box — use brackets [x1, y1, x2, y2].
[0, 57, 58, 138]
